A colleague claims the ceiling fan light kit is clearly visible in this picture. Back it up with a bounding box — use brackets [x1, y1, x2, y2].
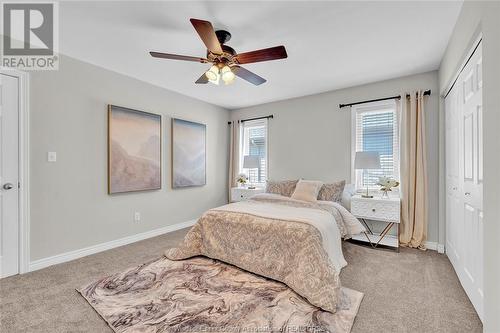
[205, 65, 219, 82]
[150, 18, 288, 86]
[205, 64, 236, 85]
[221, 65, 235, 84]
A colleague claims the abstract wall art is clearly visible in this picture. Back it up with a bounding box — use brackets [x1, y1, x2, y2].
[108, 105, 161, 194]
[171, 118, 206, 188]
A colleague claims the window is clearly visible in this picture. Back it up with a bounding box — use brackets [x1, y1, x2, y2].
[239, 119, 268, 185]
[352, 101, 399, 189]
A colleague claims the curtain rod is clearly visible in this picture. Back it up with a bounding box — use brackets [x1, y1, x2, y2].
[227, 114, 273, 125]
[339, 90, 431, 109]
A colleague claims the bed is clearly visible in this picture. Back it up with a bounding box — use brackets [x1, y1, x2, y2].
[165, 192, 364, 313]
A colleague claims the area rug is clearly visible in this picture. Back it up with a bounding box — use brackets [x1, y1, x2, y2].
[77, 256, 363, 333]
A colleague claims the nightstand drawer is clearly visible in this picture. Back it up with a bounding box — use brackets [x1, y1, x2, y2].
[230, 187, 265, 202]
[351, 198, 400, 222]
[234, 190, 252, 201]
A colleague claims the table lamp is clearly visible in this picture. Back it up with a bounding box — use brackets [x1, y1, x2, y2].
[243, 155, 260, 189]
[354, 151, 381, 198]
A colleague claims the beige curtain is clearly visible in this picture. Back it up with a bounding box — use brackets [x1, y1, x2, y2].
[228, 121, 241, 202]
[398, 90, 428, 249]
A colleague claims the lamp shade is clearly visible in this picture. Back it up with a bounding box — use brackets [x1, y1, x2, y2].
[243, 155, 260, 169]
[354, 151, 381, 169]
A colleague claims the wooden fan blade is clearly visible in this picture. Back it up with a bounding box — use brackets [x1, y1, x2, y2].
[150, 52, 208, 63]
[233, 66, 266, 85]
[235, 46, 287, 64]
[195, 73, 209, 84]
[190, 18, 223, 55]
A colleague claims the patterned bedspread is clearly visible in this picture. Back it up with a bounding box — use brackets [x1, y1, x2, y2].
[165, 193, 364, 313]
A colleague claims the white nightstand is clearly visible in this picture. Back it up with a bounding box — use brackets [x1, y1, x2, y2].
[350, 194, 401, 251]
[230, 187, 265, 202]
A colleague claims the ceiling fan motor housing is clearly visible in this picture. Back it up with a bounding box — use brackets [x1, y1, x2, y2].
[215, 30, 231, 44]
[207, 31, 237, 65]
[212, 30, 236, 64]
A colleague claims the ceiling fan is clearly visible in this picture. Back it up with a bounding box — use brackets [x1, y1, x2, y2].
[150, 18, 288, 86]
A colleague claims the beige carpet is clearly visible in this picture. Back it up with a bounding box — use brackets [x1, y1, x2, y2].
[1, 228, 482, 332]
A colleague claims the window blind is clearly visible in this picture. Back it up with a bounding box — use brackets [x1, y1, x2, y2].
[353, 101, 399, 188]
[240, 118, 268, 184]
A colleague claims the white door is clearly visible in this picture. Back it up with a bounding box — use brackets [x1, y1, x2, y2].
[445, 41, 483, 320]
[445, 78, 462, 270]
[460, 42, 483, 318]
[0, 73, 20, 278]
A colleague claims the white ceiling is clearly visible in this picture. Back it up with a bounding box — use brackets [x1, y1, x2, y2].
[59, 1, 462, 109]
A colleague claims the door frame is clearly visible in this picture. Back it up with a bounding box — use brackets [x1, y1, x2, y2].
[0, 68, 30, 274]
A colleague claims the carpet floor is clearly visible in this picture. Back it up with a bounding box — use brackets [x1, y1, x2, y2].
[0, 228, 482, 333]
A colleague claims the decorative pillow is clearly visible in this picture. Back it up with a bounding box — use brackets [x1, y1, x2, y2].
[317, 180, 346, 202]
[265, 179, 299, 197]
[341, 183, 356, 210]
[291, 180, 324, 202]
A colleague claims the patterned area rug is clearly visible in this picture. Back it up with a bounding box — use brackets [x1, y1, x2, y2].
[77, 256, 363, 333]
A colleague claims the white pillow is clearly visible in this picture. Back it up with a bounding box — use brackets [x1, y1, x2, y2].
[341, 183, 356, 210]
[291, 180, 324, 202]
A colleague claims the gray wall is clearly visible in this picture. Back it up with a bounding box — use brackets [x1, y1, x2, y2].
[29, 55, 230, 261]
[438, 1, 500, 330]
[232, 71, 440, 243]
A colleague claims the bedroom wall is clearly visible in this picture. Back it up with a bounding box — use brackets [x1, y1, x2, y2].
[438, 1, 500, 330]
[29, 54, 230, 262]
[231, 71, 440, 244]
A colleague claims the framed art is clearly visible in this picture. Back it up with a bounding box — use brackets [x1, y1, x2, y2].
[108, 105, 161, 194]
[171, 118, 206, 188]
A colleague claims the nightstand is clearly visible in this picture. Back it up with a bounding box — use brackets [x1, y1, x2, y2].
[230, 187, 265, 202]
[350, 194, 401, 251]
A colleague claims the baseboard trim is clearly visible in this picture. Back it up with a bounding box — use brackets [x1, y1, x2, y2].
[28, 219, 197, 272]
[425, 241, 445, 253]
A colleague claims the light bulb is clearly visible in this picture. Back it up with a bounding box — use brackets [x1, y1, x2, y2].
[205, 65, 219, 81]
[221, 65, 235, 84]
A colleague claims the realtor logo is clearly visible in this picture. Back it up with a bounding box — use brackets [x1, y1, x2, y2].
[1, 2, 59, 70]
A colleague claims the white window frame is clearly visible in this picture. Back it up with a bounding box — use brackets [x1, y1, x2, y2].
[351, 99, 399, 192]
[238, 118, 269, 187]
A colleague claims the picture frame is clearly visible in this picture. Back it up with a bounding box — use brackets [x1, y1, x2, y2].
[171, 118, 206, 188]
[108, 105, 162, 194]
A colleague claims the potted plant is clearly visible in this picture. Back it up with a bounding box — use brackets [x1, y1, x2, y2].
[376, 177, 400, 198]
[236, 173, 248, 188]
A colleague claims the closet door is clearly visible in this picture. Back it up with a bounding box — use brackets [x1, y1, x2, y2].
[445, 40, 483, 321]
[460, 42, 483, 318]
[445, 81, 462, 270]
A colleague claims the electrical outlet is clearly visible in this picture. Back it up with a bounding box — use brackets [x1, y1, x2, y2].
[134, 212, 141, 223]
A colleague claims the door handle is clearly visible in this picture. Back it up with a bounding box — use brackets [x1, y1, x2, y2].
[465, 192, 471, 196]
[3, 183, 14, 190]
